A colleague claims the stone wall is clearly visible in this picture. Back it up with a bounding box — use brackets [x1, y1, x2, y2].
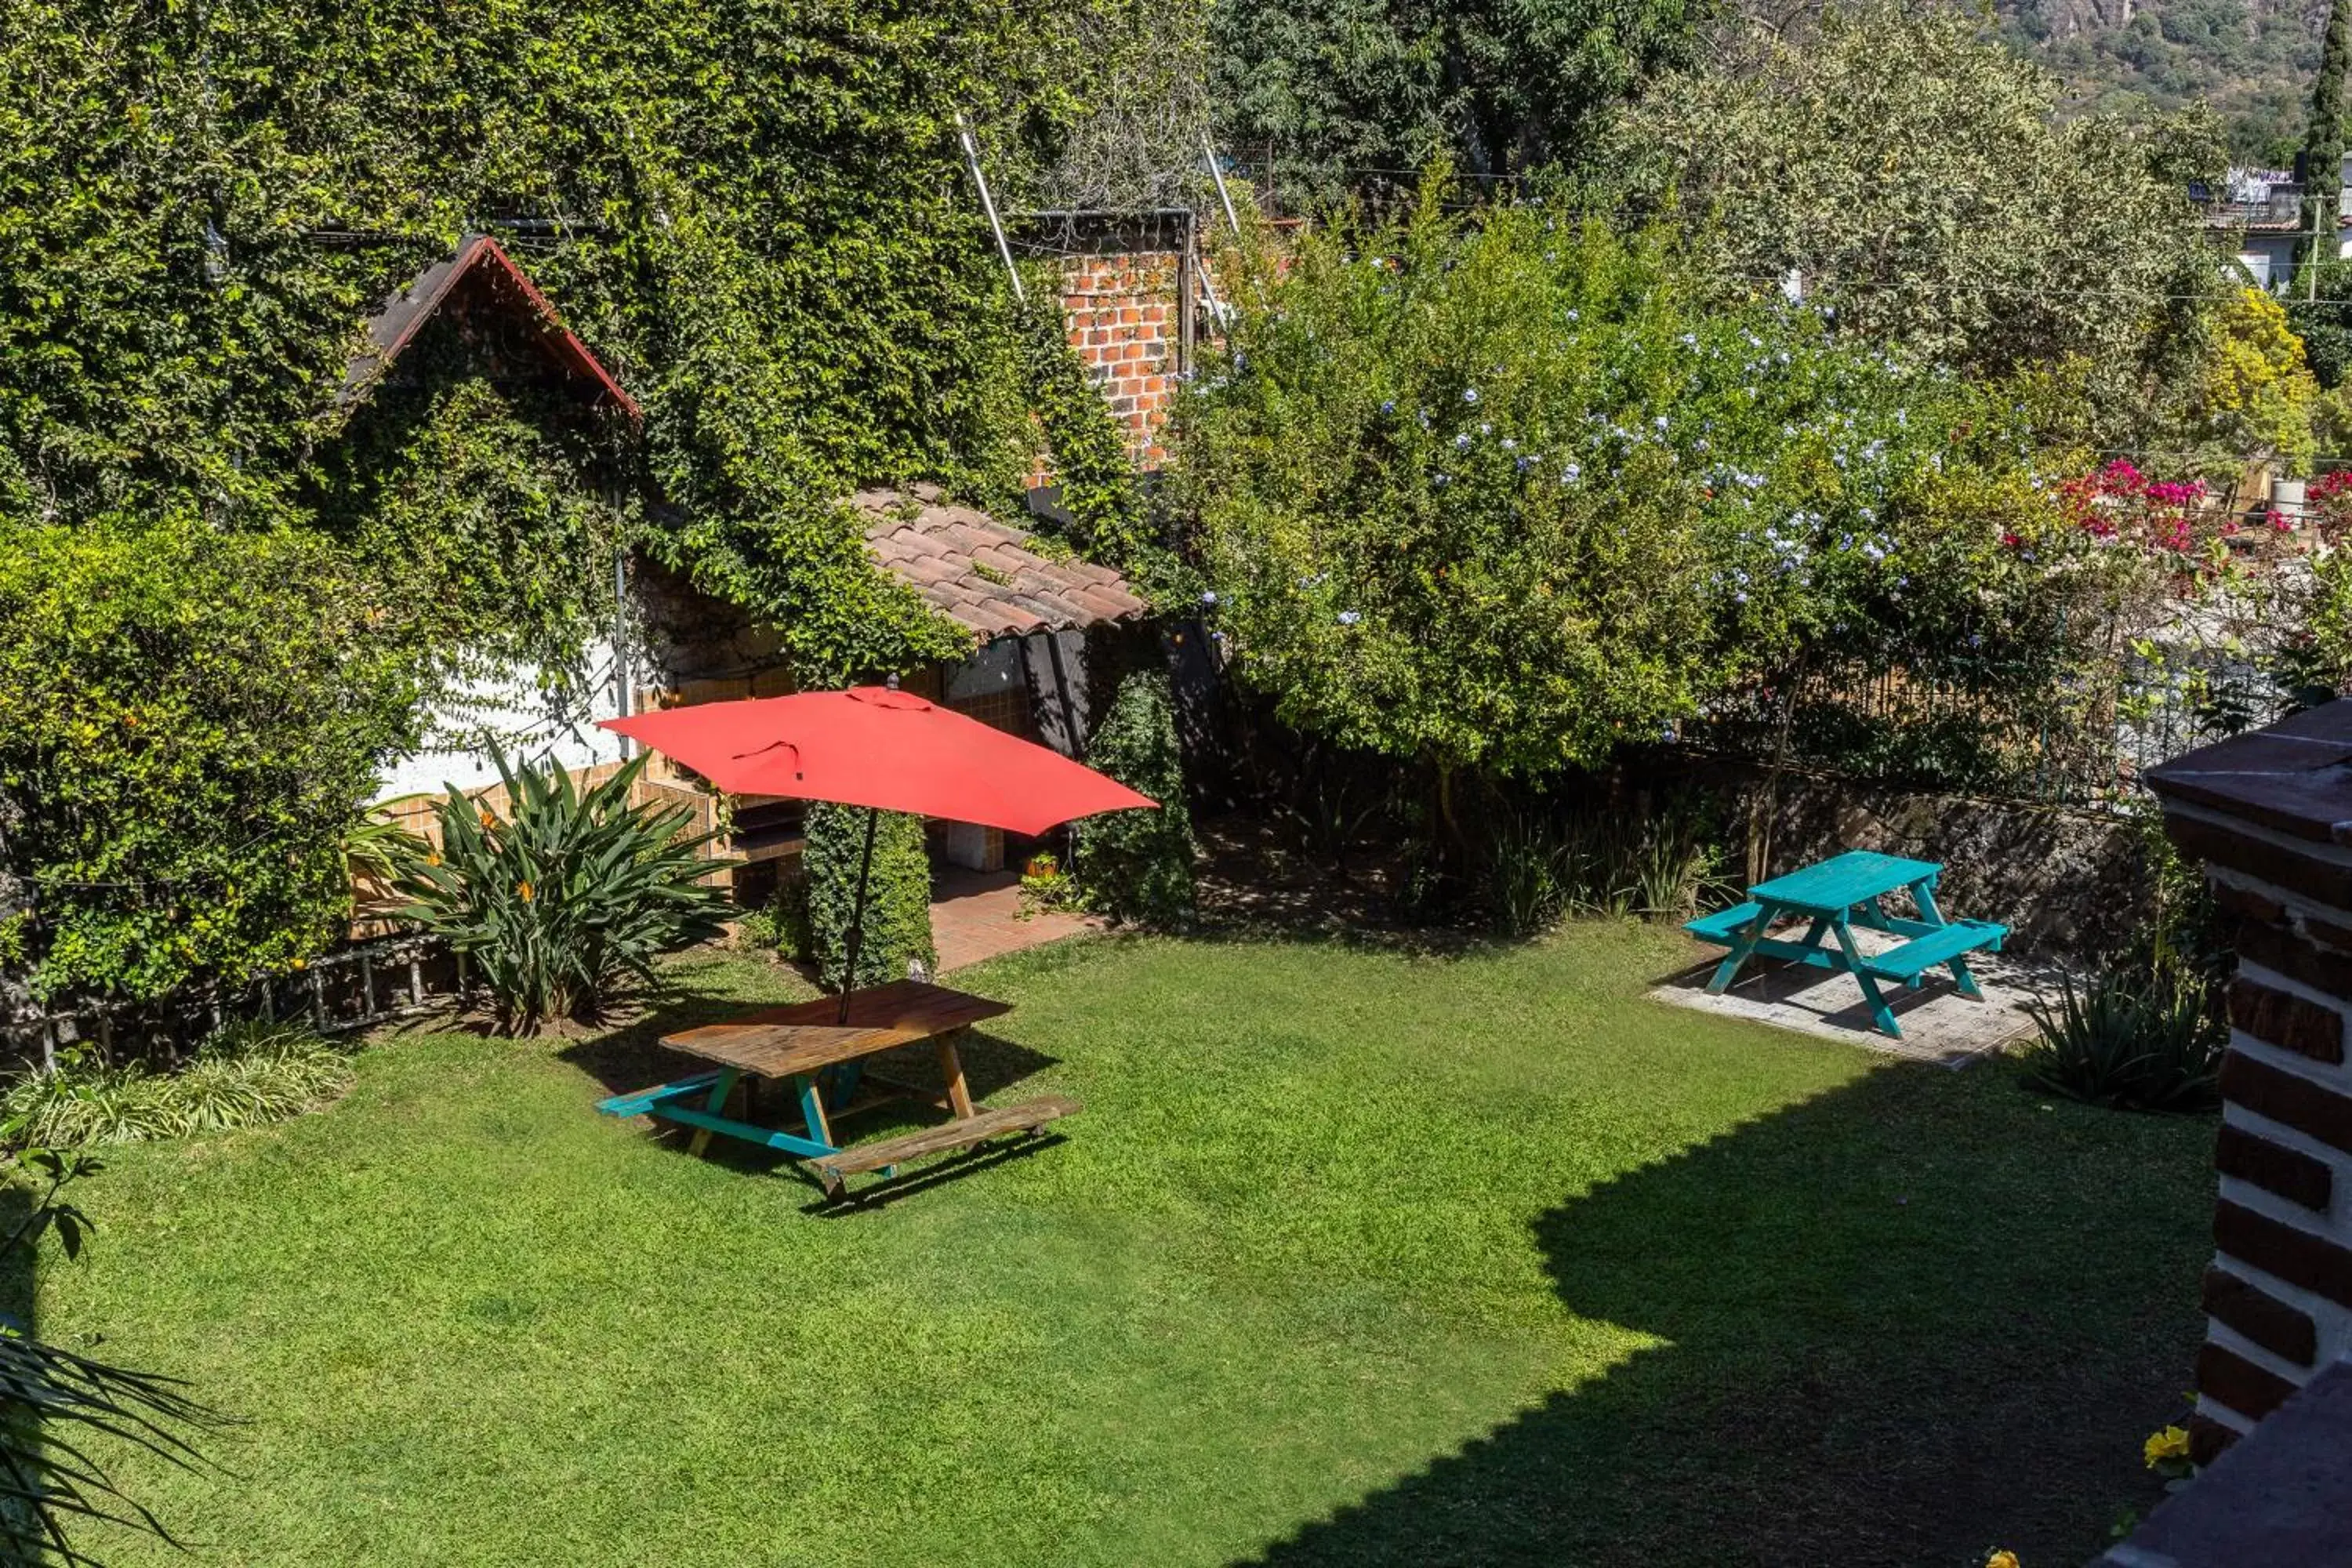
[1655, 757, 2154, 961]
[2147, 700, 2352, 1468]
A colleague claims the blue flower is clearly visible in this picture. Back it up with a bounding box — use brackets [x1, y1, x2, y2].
[1454, 433, 1472, 451]
[1338, 611, 1361, 626]
[1380, 400, 1396, 416]
[1563, 461, 1581, 481]
[1463, 387, 1481, 405]
[1432, 474, 1450, 488]
[1200, 590, 1218, 605]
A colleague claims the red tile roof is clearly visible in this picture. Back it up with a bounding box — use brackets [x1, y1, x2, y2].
[852, 485, 1149, 638]
[340, 234, 641, 420]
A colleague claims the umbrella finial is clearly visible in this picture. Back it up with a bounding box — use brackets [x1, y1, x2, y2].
[886, 673, 900, 691]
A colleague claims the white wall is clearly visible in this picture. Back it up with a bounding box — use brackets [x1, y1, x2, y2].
[373, 638, 630, 803]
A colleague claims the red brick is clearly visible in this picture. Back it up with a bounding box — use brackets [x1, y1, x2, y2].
[2216, 1197, 2352, 1308]
[2238, 917, 2352, 1000]
[2212, 880, 2289, 924]
[2203, 1265, 2320, 1365]
[2231, 977, 2346, 1062]
[2167, 815, 2352, 909]
[2217, 1121, 2335, 1210]
[2188, 1412, 2241, 1465]
[2198, 1340, 2299, 1421]
[2220, 1049, 2352, 1156]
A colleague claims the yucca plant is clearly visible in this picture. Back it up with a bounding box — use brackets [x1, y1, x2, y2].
[394, 749, 733, 1034]
[2018, 970, 2227, 1112]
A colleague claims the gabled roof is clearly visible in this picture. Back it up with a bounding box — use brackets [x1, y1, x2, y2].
[339, 234, 641, 420]
[852, 484, 1149, 639]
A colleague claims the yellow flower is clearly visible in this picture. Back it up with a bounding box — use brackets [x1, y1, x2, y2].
[2143, 1425, 2191, 1468]
[289, 957, 307, 971]
[517, 880, 534, 902]
[478, 808, 497, 829]
[1985, 1553, 2020, 1568]
[426, 852, 441, 867]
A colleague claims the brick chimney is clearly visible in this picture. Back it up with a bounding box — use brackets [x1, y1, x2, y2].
[2147, 700, 2352, 1464]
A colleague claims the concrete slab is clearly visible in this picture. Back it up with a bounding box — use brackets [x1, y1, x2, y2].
[1647, 924, 2054, 1067]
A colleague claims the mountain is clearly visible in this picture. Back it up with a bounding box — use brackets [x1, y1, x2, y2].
[1994, 0, 2327, 161]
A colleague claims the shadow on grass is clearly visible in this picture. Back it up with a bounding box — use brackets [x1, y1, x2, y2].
[554, 999, 1065, 1203]
[1236, 1064, 2212, 1568]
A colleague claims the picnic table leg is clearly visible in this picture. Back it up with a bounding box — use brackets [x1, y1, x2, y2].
[937, 1029, 976, 1120]
[1910, 880, 1986, 1000]
[1830, 917, 1903, 1039]
[794, 1073, 836, 1151]
[687, 1069, 741, 1158]
[1705, 905, 1774, 994]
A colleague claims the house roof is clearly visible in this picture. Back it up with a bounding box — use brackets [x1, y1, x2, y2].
[852, 484, 1149, 640]
[339, 234, 641, 420]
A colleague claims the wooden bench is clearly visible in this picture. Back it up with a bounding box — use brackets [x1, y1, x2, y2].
[811, 1094, 1082, 1196]
[1858, 918, 2006, 984]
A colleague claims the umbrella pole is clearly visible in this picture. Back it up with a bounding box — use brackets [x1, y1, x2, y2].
[837, 806, 881, 1025]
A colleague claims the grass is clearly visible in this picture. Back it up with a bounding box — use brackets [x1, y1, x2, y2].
[36, 923, 2212, 1566]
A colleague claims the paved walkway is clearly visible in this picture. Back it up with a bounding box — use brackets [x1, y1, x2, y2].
[931, 867, 1102, 973]
[1648, 924, 2053, 1066]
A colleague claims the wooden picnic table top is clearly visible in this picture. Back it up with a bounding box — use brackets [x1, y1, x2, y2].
[1748, 849, 1943, 913]
[659, 979, 1011, 1080]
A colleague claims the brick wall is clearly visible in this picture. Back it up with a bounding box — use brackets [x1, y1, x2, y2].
[2147, 702, 2352, 1466]
[1029, 247, 1192, 488]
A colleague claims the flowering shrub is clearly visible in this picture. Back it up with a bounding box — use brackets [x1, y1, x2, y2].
[1171, 184, 2113, 779]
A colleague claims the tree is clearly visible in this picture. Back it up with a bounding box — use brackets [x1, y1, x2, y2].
[1610, 4, 2224, 395]
[1208, 0, 1700, 203]
[2301, 0, 2352, 291]
[1170, 188, 2096, 802]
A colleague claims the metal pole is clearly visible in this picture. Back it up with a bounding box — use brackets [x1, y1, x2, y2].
[1203, 133, 1241, 236]
[837, 806, 881, 1025]
[956, 113, 1025, 306]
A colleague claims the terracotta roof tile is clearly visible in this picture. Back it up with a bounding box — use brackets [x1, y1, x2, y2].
[848, 487, 1150, 637]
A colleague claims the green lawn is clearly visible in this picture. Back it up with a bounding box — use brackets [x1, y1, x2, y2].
[45, 924, 2212, 1566]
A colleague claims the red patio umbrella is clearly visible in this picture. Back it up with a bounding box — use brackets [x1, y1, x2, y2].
[600, 684, 1155, 1018]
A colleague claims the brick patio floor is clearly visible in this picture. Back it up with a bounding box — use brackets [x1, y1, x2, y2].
[931, 866, 1103, 973]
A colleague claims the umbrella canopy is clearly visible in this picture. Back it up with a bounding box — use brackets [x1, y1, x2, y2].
[598, 685, 1155, 834]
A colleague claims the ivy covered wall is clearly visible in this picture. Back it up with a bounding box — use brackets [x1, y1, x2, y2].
[0, 0, 1166, 1000]
[1, 0, 1138, 684]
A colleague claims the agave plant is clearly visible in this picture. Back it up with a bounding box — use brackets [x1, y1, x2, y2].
[0, 1142, 223, 1564]
[2018, 970, 2226, 1112]
[394, 748, 734, 1034]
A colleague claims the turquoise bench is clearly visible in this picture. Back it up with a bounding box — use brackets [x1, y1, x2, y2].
[1858, 919, 2005, 983]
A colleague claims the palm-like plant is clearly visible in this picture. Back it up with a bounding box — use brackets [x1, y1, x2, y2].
[0, 1142, 223, 1565]
[2019, 971, 2227, 1112]
[394, 748, 733, 1034]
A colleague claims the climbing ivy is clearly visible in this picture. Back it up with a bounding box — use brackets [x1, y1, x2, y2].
[802, 805, 938, 992]
[1018, 295, 1150, 571]
[0, 0, 1174, 996]
[0, 0, 1144, 681]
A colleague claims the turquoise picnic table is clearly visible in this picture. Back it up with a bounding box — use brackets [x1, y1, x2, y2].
[1682, 849, 2008, 1039]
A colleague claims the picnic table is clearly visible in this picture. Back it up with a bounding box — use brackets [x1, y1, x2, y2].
[1682, 849, 2007, 1039]
[596, 979, 1079, 1197]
